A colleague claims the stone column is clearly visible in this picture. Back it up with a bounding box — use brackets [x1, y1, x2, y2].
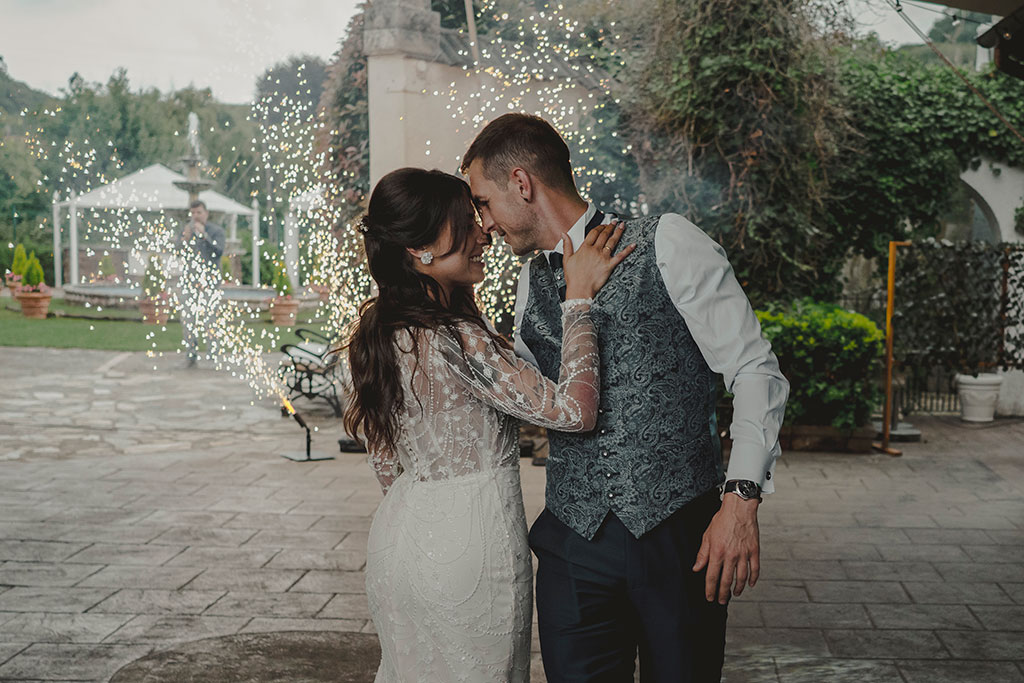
[52, 192, 62, 289]
[363, 0, 442, 187]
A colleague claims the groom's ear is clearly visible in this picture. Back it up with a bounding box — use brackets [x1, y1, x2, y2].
[510, 168, 533, 202]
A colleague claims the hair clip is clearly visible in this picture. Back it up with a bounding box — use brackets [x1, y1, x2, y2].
[358, 217, 370, 234]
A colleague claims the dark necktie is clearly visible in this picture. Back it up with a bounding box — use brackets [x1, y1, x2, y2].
[548, 210, 607, 300]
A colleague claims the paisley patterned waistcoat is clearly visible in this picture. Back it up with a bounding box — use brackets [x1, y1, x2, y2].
[520, 215, 724, 540]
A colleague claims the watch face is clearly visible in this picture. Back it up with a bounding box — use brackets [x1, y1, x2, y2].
[738, 481, 758, 498]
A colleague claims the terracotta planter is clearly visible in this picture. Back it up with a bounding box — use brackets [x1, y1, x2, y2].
[5, 274, 21, 295]
[138, 298, 170, 325]
[16, 291, 52, 319]
[956, 373, 1003, 423]
[270, 297, 299, 326]
[310, 284, 330, 303]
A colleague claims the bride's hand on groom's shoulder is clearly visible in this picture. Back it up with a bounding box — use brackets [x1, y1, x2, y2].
[563, 222, 635, 300]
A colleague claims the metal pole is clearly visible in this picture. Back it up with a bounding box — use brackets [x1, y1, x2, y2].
[874, 240, 910, 456]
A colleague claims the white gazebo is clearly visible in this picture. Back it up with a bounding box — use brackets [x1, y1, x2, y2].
[52, 163, 262, 287]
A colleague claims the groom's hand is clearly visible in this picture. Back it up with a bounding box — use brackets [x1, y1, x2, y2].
[692, 494, 760, 605]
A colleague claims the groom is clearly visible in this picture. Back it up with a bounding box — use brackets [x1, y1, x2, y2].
[463, 113, 789, 682]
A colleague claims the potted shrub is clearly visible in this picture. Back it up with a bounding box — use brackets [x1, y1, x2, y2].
[5, 244, 28, 294]
[15, 254, 51, 319]
[756, 300, 885, 451]
[269, 262, 298, 326]
[138, 256, 170, 325]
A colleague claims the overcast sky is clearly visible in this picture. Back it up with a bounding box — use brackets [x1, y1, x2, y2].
[0, 0, 973, 105]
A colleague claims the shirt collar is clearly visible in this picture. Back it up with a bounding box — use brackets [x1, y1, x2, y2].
[544, 203, 599, 257]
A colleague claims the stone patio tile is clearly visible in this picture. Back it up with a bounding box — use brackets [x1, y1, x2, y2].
[0, 643, 152, 681]
[76, 566, 203, 590]
[984, 529, 1024, 545]
[876, 544, 970, 562]
[0, 612, 131, 643]
[206, 497, 298, 514]
[960, 544, 1024, 563]
[727, 601, 763, 628]
[819, 528, 912, 546]
[57, 524, 170, 545]
[242, 530, 347, 550]
[150, 527, 257, 547]
[865, 603, 981, 630]
[289, 570, 366, 594]
[103, 614, 248, 644]
[726, 627, 830, 658]
[772, 655, 904, 682]
[264, 549, 365, 571]
[759, 602, 871, 629]
[319, 593, 373, 621]
[39, 507, 154, 527]
[89, 589, 225, 615]
[308, 515, 375, 533]
[754, 560, 847, 581]
[903, 528, 1006, 545]
[0, 562, 103, 588]
[804, 581, 909, 604]
[1000, 583, 1024, 604]
[239, 617, 366, 633]
[969, 606, 1024, 631]
[897, 659, 1024, 683]
[65, 543, 186, 566]
[789, 543, 882, 561]
[730, 580, 809, 603]
[767, 512, 859, 528]
[0, 643, 29, 666]
[132, 510, 238, 527]
[824, 629, 948, 659]
[221, 512, 322, 530]
[165, 546, 279, 568]
[185, 568, 305, 593]
[934, 562, 1024, 583]
[937, 630, 1024, 660]
[902, 581, 1012, 605]
[288, 499, 382, 517]
[0, 505, 64, 523]
[0, 587, 114, 614]
[0, 522, 70, 542]
[203, 591, 331, 618]
[841, 561, 942, 582]
[759, 526, 827, 544]
[0, 540, 88, 563]
[336, 531, 370, 551]
[930, 513, 1017, 530]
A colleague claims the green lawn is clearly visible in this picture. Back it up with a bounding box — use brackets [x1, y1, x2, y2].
[0, 298, 332, 352]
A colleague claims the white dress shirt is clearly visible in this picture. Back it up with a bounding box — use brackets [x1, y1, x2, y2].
[512, 204, 789, 493]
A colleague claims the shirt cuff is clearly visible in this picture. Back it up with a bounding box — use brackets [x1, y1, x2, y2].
[725, 439, 777, 494]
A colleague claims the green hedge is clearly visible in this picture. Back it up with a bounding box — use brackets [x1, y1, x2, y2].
[757, 300, 884, 430]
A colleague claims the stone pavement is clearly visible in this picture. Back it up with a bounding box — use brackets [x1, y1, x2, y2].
[0, 346, 1022, 682]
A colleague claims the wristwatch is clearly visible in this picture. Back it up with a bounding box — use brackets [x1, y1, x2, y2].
[723, 479, 762, 502]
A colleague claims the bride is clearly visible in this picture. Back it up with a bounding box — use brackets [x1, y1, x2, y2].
[344, 167, 632, 682]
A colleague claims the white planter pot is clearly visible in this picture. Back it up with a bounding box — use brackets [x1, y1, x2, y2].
[956, 373, 1004, 423]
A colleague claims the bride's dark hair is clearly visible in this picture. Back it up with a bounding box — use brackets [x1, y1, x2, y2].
[342, 167, 507, 455]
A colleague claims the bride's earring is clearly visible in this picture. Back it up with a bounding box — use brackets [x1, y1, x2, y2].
[419, 251, 434, 265]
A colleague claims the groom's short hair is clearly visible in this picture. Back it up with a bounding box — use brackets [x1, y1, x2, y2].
[461, 113, 577, 196]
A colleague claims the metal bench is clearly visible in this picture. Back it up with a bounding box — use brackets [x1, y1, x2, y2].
[279, 328, 346, 418]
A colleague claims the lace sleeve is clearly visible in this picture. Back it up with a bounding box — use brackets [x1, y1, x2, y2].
[436, 300, 599, 432]
[369, 445, 403, 495]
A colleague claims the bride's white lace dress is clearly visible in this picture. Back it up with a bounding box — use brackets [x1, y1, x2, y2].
[365, 300, 598, 683]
